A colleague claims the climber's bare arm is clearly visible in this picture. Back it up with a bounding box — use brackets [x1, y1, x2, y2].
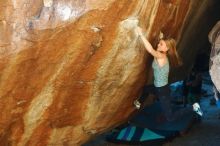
[135, 27, 164, 58]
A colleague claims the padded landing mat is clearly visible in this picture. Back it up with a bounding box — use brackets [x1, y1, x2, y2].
[106, 124, 178, 145]
[107, 101, 197, 145]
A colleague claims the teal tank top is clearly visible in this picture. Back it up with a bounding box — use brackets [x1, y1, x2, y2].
[152, 58, 169, 87]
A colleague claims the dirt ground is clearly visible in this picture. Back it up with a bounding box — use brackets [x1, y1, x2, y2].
[84, 72, 220, 146]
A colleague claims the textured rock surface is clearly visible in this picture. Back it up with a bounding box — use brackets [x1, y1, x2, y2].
[209, 21, 220, 92]
[0, 0, 220, 145]
[171, 0, 220, 81]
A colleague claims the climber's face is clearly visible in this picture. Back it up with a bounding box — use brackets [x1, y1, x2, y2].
[157, 40, 169, 53]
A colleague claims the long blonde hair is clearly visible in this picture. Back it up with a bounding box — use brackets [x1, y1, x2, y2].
[164, 38, 182, 67]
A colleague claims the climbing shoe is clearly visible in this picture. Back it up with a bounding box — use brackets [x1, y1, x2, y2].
[193, 102, 203, 116]
[133, 99, 141, 109]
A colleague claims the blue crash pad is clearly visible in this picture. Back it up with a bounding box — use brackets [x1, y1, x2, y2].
[106, 124, 178, 145]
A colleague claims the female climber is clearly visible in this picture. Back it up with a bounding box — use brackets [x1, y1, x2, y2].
[133, 27, 202, 121]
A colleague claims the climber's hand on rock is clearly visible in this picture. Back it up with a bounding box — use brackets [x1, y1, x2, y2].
[135, 27, 143, 36]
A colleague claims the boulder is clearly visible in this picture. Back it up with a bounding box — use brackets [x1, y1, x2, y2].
[0, 0, 220, 145]
[209, 21, 220, 92]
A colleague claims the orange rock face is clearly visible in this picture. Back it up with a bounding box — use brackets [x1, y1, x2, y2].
[0, 0, 219, 145]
